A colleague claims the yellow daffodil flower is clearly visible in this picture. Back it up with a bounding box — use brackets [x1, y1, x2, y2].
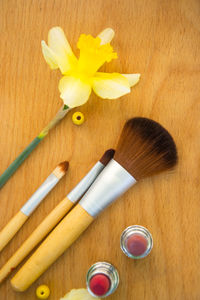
[60, 288, 99, 300]
[42, 27, 140, 108]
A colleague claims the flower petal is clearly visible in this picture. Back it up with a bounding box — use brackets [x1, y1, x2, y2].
[92, 72, 130, 99]
[48, 27, 73, 55]
[43, 27, 77, 74]
[60, 288, 100, 300]
[97, 28, 115, 45]
[41, 41, 59, 70]
[59, 76, 92, 108]
[122, 73, 141, 87]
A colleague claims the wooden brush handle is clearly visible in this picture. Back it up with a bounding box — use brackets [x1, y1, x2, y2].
[0, 197, 73, 283]
[11, 204, 93, 291]
[0, 211, 28, 252]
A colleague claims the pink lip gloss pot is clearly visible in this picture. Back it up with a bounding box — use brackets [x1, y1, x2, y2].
[86, 262, 119, 298]
[120, 225, 153, 259]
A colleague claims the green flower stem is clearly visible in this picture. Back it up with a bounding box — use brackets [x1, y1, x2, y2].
[0, 137, 42, 188]
[0, 105, 70, 189]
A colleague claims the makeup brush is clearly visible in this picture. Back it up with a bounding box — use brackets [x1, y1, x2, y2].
[0, 161, 69, 252]
[0, 150, 114, 283]
[11, 118, 177, 291]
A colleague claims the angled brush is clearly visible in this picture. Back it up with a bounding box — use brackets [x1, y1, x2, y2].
[0, 161, 69, 252]
[11, 118, 177, 291]
[0, 149, 114, 283]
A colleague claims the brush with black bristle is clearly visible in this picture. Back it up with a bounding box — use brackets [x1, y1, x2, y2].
[0, 149, 114, 283]
[11, 118, 177, 292]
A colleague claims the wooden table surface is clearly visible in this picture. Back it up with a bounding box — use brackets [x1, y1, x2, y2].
[0, 0, 200, 299]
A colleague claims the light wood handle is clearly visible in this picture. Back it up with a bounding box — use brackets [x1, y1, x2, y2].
[0, 211, 28, 252]
[11, 204, 93, 291]
[0, 197, 73, 283]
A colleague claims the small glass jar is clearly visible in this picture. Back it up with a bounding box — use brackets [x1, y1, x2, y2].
[86, 262, 119, 298]
[120, 225, 153, 259]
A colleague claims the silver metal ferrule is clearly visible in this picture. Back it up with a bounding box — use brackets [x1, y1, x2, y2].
[21, 173, 59, 216]
[67, 161, 104, 203]
[79, 159, 136, 217]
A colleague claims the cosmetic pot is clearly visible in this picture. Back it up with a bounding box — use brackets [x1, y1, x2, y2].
[120, 225, 153, 259]
[86, 262, 119, 298]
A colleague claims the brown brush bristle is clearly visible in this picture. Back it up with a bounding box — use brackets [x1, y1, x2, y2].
[114, 118, 178, 180]
[58, 161, 69, 173]
[100, 149, 115, 166]
[54, 161, 69, 179]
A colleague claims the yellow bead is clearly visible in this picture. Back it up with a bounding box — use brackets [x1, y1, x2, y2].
[36, 285, 50, 299]
[72, 112, 85, 125]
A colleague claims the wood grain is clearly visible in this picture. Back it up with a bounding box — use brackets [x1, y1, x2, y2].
[0, 0, 200, 299]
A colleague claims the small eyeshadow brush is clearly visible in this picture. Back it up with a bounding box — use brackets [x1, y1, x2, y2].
[0, 161, 69, 252]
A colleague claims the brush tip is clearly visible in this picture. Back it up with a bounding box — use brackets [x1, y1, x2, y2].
[115, 117, 178, 180]
[58, 161, 69, 173]
[54, 161, 69, 179]
[100, 149, 115, 166]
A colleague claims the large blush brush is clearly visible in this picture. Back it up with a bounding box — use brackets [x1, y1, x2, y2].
[11, 118, 177, 291]
[0, 149, 114, 283]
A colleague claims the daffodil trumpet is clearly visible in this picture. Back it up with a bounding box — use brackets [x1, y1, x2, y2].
[0, 27, 140, 189]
